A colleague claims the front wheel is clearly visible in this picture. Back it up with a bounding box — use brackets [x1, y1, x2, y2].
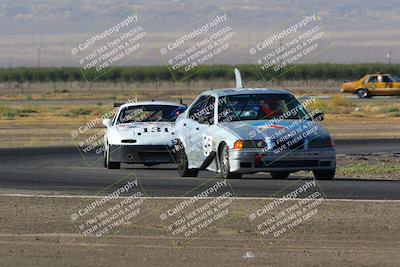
[144, 162, 159, 167]
[220, 143, 242, 179]
[105, 144, 120, 169]
[356, 89, 370, 98]
[176, 146, 198, 177]
[103, 146, 107, 167]
[270, 171, 290, 179]
[313, 169, 335, 180]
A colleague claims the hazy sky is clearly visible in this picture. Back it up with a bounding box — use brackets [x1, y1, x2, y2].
[0, 0, 399, 67]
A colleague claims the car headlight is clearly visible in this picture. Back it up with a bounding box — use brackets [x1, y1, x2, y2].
[233, 140, 267, 150]
[234, 140, 245, 149]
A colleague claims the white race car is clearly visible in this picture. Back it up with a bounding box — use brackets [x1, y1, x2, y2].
[102, 101, 186, 169]
[174, 69, 336, 179]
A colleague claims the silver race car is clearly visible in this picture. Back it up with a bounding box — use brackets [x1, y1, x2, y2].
[174, 69, 336, 179]
[102, 101, 186, 169]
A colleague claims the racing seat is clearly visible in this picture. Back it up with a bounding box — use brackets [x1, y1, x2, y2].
[260, 99, 283, 117]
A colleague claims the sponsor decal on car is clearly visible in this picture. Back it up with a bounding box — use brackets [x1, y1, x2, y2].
[256, 125, 287, 130]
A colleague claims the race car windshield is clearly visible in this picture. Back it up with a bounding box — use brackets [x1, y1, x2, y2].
[219, 94, 309, 121]
[392, 75, 400, 82]
[117, 105, 185, 124]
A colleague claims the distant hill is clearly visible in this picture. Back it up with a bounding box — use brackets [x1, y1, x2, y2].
[0, 0, 399, 66]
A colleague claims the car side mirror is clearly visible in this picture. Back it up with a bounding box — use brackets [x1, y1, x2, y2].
[102, 118, 112, 127]
[313, 112, 324, 121]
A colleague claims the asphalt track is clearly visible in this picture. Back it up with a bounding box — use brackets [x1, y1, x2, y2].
[0, 138, 399, 200]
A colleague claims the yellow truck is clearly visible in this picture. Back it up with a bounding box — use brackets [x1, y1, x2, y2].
[341, 74, 400, 98]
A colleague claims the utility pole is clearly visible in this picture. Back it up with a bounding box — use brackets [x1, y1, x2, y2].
[278, 38, 283, 65]
[276, 38, 283, 85]
[387, 50, 392, 64]
[36, 48, 40, 67]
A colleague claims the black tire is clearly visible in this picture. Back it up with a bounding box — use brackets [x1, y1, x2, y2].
[219, 143, 242, 179]
[176, 145, 198, 177]
[144, 163, 159, 167]
[103, 146, 107, 168]
[270, 171, 290, 179]
[105, 144, 120, 169]
[356, 89, 370, 98]
[313, 169, 335, 180]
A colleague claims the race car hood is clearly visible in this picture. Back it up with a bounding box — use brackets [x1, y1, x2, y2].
[341, 81, 356, 91]
[217, 120, 331, 141]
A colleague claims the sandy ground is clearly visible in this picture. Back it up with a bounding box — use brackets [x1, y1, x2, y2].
[0, 196, 399, 266]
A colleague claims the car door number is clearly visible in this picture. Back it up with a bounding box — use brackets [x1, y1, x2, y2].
[203, 135, 213, 156]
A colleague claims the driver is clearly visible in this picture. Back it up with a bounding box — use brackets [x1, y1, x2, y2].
[260, 99, 283, 117]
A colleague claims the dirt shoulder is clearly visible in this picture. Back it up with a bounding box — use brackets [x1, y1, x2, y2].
[0, 196, 399, 266]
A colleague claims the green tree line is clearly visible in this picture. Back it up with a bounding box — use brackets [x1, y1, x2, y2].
[0, 64, 399, 83]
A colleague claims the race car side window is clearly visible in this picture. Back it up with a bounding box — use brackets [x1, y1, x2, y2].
[188, 95, 208, 119]
[198, 96, 215, 125]
[381, 75, 393, 83]
[365, 75, 378, 84]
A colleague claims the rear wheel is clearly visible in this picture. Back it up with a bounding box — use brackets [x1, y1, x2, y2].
[270, 171, 290, 179]
[356, 89, 371, 98]
[105, 144, 120, 169]
[220, 143, 242, 179]
[176, 145, 198, 177]
[313, 169, 335, 180]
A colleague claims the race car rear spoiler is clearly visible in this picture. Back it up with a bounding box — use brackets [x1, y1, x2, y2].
[113, 102, 124, 107]
[113, 99, 186, 108]
[234, 68, 243, 88]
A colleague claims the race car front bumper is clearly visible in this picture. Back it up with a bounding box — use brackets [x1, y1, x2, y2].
[109, 145, 175, 164]
[228, 147, 336, 173]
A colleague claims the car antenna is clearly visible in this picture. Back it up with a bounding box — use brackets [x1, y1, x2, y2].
[234, 68, 243, 88]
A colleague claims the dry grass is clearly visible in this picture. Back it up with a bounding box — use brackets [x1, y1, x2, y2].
[0, 79, 341, 101]
[307, 94, 354, 114]
[1, 80, 400, 147]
